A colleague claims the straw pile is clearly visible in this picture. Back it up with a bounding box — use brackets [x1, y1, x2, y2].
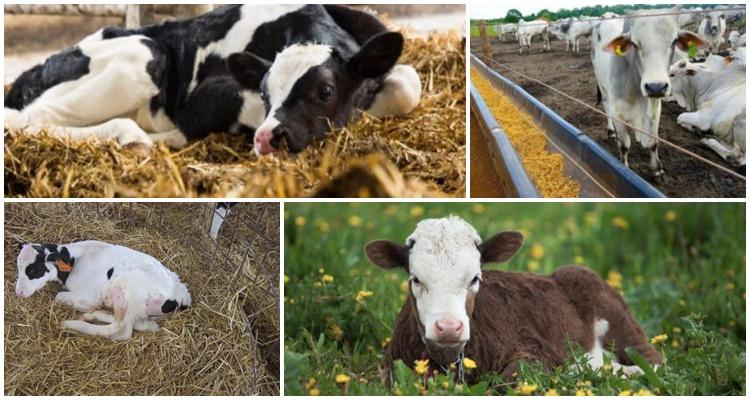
[4, 203, 279, 395]
[471, 67, 580, 198]
[4, 31, 465, 198]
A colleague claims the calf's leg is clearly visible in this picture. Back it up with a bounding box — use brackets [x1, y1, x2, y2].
[366, 65, 422, 119]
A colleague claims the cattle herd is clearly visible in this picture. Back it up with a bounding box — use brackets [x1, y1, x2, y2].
[493, 5, 746, 174]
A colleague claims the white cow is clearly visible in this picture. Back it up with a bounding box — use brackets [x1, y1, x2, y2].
[698, 9, 727, 54]
[554, 17, 597, 53]
[728, 31, 746, 50]
[15, 241, 191, 341]
[495, 23, 518, 41]
[591, 8, 705, 176]
[669, 50, 746, 167]
[601, 12, 620, 20]
[678, 7, 703, 29]
[517, 19, 550, 54]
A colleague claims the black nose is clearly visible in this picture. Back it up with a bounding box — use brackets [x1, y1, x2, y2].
[17, 243, 25, 250]
[271, 126, 289, 149]
[644, 82, 668, 97]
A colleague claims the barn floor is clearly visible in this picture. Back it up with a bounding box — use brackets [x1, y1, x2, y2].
[470, 38, 745, 198]
[4, 203, 280, 395]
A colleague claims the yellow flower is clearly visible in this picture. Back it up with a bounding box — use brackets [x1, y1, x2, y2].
[576, 380, 591, 387]
[545, 388, 559, 396]
[575, 389, 593, 396]
[317, 220, 330, 233]
[382, 337, 391, 348]
[385, 205, 398, 216]
[678, 299, 686, 306]
[335, 374, 351, 384]
[329, 324, 344, 340]
[517, 382, 537, 395]
[726, 283, 735, 291]
[602, 362, 612, 373]
[619, 390, 632, 396]
[634, 388, 653, 396]
[322, 274, 334, 283]
[671, 339, 680, 348]
[442, 381, 450, 389]
[585, 212, 596, 225]
[530, 243, 545, 260]
[314, 281, 322, 288]
[672, 326, 682, 334]
[284, 275, 290, 284]
[348, 215, 362, 227]
[355, 290, 374, 304]
[607, 270, 623, 289]
[462, 357, 477, 369]
[304, 378, 317, 389]
[612, 217, 629, 230]
[664, 210, 677, 222]
[650, 334, 668, 345]
[574, 256, 585, 264]
[410, 206, 424, 217]
[414, 359, 429, 375]
[295, 216, 306, 226]
[400, 280, 410, 293]
[308, 388, 320, 396]
[472, 204, 486, 214]
[527, 260, 541, 272]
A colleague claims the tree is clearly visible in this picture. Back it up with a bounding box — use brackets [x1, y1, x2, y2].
[504, 8, 523, 23]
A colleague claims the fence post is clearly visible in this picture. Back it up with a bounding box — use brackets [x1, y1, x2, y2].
[126, 4, 154, 28]
[478, 20, 491, 60]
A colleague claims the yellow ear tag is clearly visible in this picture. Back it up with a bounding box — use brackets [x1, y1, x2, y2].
[57, 260, 72, 272]
[614, 45, 625, 57]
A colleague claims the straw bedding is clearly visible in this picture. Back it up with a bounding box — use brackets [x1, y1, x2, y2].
[4, 31, 465, 198]
[4, 202, 279, 395]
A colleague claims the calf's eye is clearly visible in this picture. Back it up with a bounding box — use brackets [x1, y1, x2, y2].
[318, 85, 334, 102]
[470, 275, 481, 286]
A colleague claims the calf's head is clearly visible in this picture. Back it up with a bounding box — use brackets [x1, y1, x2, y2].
[15, 244, 74, 298]
[228, 32, 404, 156]
[702, 11, 726, 36]
[603, 10, 704, 98]
[365, 217, 523, 364]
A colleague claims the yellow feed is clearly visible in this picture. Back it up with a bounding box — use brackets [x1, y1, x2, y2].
[471, 67, 580, 198]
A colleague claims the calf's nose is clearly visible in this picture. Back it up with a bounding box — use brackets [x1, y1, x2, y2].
[253, 129, 277, 156]
[644, 82, 669, 98]
[434, 317, 464, 342]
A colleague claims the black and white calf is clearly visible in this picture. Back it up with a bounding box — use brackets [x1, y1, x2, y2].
[4, 5, 421, 156]
[15, 241, 190, 341]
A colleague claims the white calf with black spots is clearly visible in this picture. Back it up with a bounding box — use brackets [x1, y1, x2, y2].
[15, 241, 190, 341]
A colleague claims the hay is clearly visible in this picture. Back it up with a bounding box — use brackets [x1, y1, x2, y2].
[4, 31, 465, 198]
[4, 203, 279, 395]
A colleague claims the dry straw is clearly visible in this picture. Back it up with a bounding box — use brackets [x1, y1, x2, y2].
[4, 31, 465, 198]
[4, 203, 279, 395]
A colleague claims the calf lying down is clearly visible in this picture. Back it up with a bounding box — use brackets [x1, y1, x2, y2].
[16, 241, 190, 341]
[365, 216, 661, 385]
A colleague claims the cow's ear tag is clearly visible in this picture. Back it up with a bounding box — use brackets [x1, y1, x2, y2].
[57, 260, 72, 272]
[687, 41, 698, 58]
[614, 45, 625, 57]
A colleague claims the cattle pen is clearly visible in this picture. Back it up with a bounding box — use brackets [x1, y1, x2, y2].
[4, 203, 280, 395]
[470, 11, 746, 198]
[3, 5, 466, 198]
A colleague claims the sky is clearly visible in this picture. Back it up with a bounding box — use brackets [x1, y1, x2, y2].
[467, 0, 737, 19]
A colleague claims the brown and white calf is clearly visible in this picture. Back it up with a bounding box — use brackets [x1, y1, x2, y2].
[365, 216, 661, 384]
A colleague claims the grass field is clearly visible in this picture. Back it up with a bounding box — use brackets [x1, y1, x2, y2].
[469, 23, 497, 38]
[284, 203, 746, 396]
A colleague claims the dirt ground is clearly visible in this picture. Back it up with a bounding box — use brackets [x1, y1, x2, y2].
[470, 38, 745, 198]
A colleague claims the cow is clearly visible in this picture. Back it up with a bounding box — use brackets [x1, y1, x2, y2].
[677, 7, 703, 30]
[591, 8, 705, 177]
[516, 19, 550, 54]
[552, 17, 596, 54]
[4, 5, 422, 156]
[669, 51, 746, 169]
[15, 241, 191, 341]
[698, 9, 727, 54]
[728, 30, 746, 50]
[495, 23, 518, 42]
[365, 216, 661, 386]
[601, 12, 621, 20]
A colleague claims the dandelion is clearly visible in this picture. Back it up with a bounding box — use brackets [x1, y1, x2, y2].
[317, 220, 330, 233]
[308, 388, 320, 396]
[304, 378, 317, 390]
[284, 275, 290, 284]
[664, 210, 677, 222]
[348, 215, 362, 227]
[335, 374, 351, 384]
[671, 339, 680, 348]
[382, 337, 391, 348]
[574, 256, 585, 264]
[472, 204, 486, 214]
[527, 260, 541, 272]
[355, 290, 374, 304]
[462, 357, 477, 369]
[650, 334, 668, 345]
[575, 389, 593, 396]
[607, 270, 623, 289]
[576, 380, 591, 387]
[322, 274, 334, 283]
[545, 388, 559, 396]
[517, 382, 537, 395]
[314, 281, 322, 288]
[672, 326, 682, 334]
[634, 388, 653, 396]
[530, 243, 545, 260]
[612, 217, 629, 230]
[329, 324, 344, 340]
[442, 381, 450, 389]
[585, 212, 596, 225]
[295, 216, 306, 226]
[410, 206, 425, 217]
[602, 362, 612, 373]
[415, 359, 429, 375]
[618, 390, 632, 396]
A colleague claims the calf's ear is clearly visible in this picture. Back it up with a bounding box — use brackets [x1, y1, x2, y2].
[349, 32, 404, 79]
[228, 52, 272, 89]
[676, 31, 705, 51]
[365, 240, 409, 270]
[479, 231, 524, 265]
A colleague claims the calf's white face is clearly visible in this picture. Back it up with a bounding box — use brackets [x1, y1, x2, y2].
[365, 216, 523, 360]
[603, 12, 704, 98]
[15, 244, 69, 298]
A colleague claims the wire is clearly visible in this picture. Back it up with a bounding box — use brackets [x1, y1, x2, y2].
[471, 52, 746, 182]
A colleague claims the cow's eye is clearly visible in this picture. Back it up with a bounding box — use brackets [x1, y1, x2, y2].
[410, 276, 421, 286]
[318, 85, 334, 102]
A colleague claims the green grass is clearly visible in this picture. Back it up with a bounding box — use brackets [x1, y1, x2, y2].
[284, 203, 746, 395]
[469, 24, 497, 38]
